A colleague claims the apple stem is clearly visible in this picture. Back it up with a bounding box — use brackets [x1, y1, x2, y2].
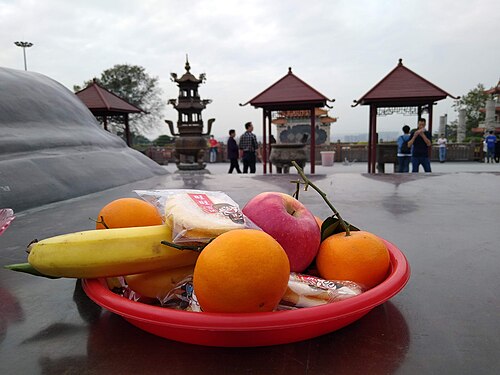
[291, 161, 351, 236]
[291, 179, 301, 200]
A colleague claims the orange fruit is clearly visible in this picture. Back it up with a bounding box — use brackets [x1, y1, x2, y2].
[316, 231, 390, 289]
[193, 229, 290, 313]
[95, 198, 163, 229]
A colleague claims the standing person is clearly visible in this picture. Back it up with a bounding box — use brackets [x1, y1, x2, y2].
[208, 135, 218, 163]
[238, 122, 259, 173]
[408, 118, 432, 173]
[485, 130, 497, 163]
[396, 125, 412, 172]
[227, 129, 241, 174]
[437, 134, 448, 163]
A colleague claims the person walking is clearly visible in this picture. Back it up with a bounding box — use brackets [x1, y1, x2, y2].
[238, 122, 259, 173]
[485, 130, 497, 163]
[208, 135, 218, 163]
[227, 129, 241, 174]
[396, 125, 412, 172]
[437, 134, 448, 163]
[408, 118, 432, 173]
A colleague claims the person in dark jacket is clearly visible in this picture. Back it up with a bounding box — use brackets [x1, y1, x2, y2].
[408, 118, 432, 172]
[227, 129, 241, 174]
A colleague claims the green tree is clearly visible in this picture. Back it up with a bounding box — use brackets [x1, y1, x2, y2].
[453, 83, 489, 137]
[116, 131, 151, 146]
[153, 134, 175, 146]
[75, 64, 165, 135]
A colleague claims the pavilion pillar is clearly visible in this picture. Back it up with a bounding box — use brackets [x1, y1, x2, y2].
[310, 107, 316, 174]
[368, 105, 378, 173]
[371, 106, 378, 173]
[368, 105, 373, 173]
[103, 115, 108, 131]
[417, 106, 422, 119]
[267, 110, 273, 173]
[428, 103, 434, 157]
[262, 109, 267, 174]
[428, 103, 434, 135]
[124, 114, 131, 147]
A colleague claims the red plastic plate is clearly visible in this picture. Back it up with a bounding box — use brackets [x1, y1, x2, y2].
[82, 238, 410, 347]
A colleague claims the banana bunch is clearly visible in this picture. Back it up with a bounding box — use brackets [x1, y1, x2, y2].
[25, 224, 199, 278]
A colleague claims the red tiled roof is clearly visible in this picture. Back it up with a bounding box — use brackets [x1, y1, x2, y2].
[75, 81, 143, 114]
[320, 116, 337, 123]
[244, 68, 331, 108]
[485, 80, 500, 95]
[354, 59, 456, 106]
[479, 104, 500, 113]
[471, 127, 500, 134]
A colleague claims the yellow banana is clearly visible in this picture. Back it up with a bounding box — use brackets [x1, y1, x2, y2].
[27, 224, 199, 278]
[125, 265, 194, 300]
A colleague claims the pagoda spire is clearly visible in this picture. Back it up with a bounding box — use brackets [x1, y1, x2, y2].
[185, 54, 191, 73]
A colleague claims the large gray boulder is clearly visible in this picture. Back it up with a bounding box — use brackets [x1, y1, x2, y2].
[0, 67, 167, 212]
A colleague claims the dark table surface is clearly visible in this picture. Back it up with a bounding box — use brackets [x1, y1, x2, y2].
[1, 170, 499, 374]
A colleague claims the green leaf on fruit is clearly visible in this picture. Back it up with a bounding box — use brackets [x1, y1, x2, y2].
[321, 217, 360, 241]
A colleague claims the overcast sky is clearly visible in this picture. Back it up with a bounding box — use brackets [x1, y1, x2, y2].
[1, 0, 499, 141]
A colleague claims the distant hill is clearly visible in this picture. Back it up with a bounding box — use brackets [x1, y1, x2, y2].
[332, 131, 400, 143]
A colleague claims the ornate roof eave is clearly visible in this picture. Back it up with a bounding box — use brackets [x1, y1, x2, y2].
[352, 58, 459, 107]
[239, 67, 335, 108]
[484, 79, 500, 95]
[75, 79, 145, 113]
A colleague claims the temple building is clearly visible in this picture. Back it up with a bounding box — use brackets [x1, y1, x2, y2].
[271, 108, 337, 145]
[472, 80, 500, 135]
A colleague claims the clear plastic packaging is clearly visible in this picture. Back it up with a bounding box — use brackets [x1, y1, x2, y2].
[135, 189, 259, 244]
[158, 275, 201, 312]
[0, 208, 15, 236]
[279, 273, 363, 308]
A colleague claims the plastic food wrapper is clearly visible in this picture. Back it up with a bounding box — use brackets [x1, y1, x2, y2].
[109, 275, 201, 312]
[158, 275, 201, 312]
[279, 273, 364, 309]
[135, 189, 259, 243]
[0, 208, 15, 236]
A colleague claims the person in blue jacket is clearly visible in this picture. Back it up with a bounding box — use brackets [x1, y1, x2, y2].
[485, 130, 497, 163]
[397, 125, 412, 172]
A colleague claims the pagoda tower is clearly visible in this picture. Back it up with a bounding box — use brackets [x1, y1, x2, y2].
[165, 58, 215, 170]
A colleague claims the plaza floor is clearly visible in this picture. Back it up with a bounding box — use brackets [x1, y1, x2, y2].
[0, 161, 499, 374]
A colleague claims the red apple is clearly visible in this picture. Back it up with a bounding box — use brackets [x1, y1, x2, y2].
[242, 192, 321, 272]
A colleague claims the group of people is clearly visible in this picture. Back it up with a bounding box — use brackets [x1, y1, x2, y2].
[226, 122, 260, 174]
[208, 121, 259, 174]
[396, 118, 433, 173]
[208, 121, 262, 174]
[397, 118, 498, 172]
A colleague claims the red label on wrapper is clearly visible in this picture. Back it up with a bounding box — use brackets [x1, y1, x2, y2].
[188, 193, 218, 214]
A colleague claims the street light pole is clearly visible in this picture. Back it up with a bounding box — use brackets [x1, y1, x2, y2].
[14, 41, 34, 71]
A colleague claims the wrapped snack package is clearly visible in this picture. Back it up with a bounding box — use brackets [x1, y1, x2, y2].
[135, 189, 259, 243]
[159, 276, 201, 312]
[279, 273, 364, 309]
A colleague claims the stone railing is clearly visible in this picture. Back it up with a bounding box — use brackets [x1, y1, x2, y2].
[143, 142, 481, 165]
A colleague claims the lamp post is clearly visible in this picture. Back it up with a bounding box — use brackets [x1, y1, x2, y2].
[14, 41, 33, 71]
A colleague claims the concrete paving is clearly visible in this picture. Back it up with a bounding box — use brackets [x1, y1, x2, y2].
[0, 162, 499, 374]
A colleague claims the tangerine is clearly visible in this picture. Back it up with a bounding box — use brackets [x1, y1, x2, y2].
[316, 231, 390, 289]
[95, 198, 163, 229]
[193, 229, 290, 313]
